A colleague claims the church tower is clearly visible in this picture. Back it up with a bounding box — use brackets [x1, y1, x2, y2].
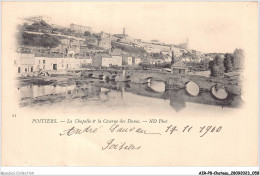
[186, 38, 189, 50]
[123, 28, 125, 35]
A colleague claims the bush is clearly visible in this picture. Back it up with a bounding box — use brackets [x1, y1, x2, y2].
[18, 32, 61, 48]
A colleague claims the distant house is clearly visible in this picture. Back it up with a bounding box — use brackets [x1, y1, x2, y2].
[92, 54, 103, 67]
[122, 56, 133, 65]
[171, 60, 188, 74]
[92, 54, 122, 67]
[14, 53, 35, 73]
[99, 38, 111, 50]
[75, 57, 92, 68]
[133, 57, 141, 65]
[102, 55, 122, 67]
[13, 52, 80, 74]
[70, 23, 91, 33]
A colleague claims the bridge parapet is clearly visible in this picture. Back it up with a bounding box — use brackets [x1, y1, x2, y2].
[80, 69, 241, 94]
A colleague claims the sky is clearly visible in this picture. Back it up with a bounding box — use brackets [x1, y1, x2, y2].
[3, 2, 258, 53]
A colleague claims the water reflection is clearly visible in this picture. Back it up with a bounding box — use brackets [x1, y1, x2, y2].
[18, 79, 242, 111]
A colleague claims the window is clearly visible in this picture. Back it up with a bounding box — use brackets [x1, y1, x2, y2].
[43, 65, 45, 69]
[39, 60, 41, 64]
[43, 60, 45, 64]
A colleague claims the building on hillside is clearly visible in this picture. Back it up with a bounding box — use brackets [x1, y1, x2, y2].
[19, 53, 35, 73]
[122, 56, 133, 65]
[13, 53, 79, 74]
[100, 54, 122, 67]
[35, 57, 77, 71]
[111, 56, 123, 66]
[70, 23, 91, 33]
[75, 57, 92, 68]
[99, 38, 111, 50]
[12, 53, 35, 74]
[91, 54, 103, 67]
[101, 55, 113, 67]
[133, 57, 141, 65]
[35, 57, 54, 70]
[171, 60, 188, 74]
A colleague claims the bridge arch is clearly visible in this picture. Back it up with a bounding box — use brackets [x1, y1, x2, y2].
[210, 84, 228, 100]
[185, 81, 200, 96]
[146, 77, 166, 92]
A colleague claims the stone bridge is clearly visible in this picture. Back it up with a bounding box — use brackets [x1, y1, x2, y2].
[79, 69, 241, 95]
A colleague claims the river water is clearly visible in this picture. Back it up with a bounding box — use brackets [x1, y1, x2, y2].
[17, 77, 243, 113]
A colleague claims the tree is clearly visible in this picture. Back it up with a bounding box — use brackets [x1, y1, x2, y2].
[223, 53, 234, 72]
[233, 48, 244, 70]
[209, 54, 224, 76]
[25, 20, 51, 32]
[18, 32, 61, 48]
[152, 52, 163, 59]
[171, 51, 175, 64]
[84, 31, 91, 36]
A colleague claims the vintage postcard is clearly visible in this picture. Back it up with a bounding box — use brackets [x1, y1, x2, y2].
[1, 1, 258, 167]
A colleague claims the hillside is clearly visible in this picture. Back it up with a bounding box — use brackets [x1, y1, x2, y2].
[111, 42, 148, 57]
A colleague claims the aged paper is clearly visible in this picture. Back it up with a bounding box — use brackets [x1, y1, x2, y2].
[1, 2, 258, 166]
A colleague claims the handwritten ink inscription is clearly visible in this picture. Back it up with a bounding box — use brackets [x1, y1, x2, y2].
[31, 118, 223, 150]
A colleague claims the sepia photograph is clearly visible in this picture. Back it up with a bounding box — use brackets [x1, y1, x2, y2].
[12, 7, 244, 111]
[1, 1, 258, 173]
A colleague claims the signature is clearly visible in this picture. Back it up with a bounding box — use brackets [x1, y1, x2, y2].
[102, 139, 141, 150]
[59, 126, 102, 136]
